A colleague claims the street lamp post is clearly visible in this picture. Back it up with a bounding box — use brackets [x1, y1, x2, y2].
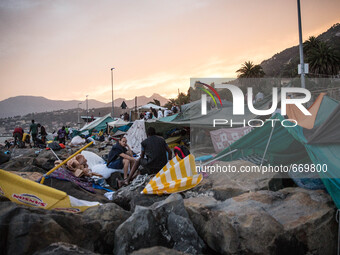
[86, 95, 89, 125]
[111, 67, 115, 118]
[297, 0, 305, 88]
[77, 102, 82, 129]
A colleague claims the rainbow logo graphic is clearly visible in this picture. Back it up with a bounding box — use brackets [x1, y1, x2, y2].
[195, 82, 223, 115]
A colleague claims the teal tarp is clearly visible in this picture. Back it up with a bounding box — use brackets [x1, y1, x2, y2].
[216, 96, 340, 208]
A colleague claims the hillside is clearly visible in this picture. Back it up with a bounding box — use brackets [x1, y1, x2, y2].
[261, 23, 340, 77]
[0, 93, 168, 118]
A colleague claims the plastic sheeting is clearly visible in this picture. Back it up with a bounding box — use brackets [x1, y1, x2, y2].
[125, 119, 147, 154]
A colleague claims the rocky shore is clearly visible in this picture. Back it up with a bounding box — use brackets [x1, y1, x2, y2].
[0, 145, 337, 255]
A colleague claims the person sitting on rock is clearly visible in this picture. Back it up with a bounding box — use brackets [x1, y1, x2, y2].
[118, 127, 172, 188]
[107, 137, 136, 181]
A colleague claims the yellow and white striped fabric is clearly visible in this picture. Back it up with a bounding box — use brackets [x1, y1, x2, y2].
[0, 169, 100, 213]
[142, 154, 203, 195]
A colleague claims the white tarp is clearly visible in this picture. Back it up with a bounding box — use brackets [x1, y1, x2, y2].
[125, 119, 147, 154]
[137, 103, 167, 111]
[108, 119, 129, 128]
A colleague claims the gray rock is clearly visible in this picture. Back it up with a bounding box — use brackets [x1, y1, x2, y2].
[184, 188, 337, 255]
[130, 246, 189, 255]
[0, 202, 100, 255]
[114, 194, 206, 255]
[33, 151, 56, 170]
[114, 207, 168, 255]
[82, 203, 132, 254]
[112, 181, 167, 211]
[167, 212, 205, 254]
[0, 156, 45, 173]
[0, 201, 132, 255]
[35, 157, 55, 170]
[33, 242, 99, 255]
[106, 171, 123, 190]
[192, 160, 290, 201]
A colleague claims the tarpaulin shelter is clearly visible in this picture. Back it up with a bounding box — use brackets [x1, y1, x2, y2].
[137, 104, 167, 111]
[125, 119, 147, 154]
[152, 97, 273, 127]
[80, 113, 114, 132]
[108, 119, 130, 128]
[214, 94, 340, 208]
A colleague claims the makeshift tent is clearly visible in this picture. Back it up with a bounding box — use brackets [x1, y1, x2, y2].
[125, 119, 147, 154]
[80, 113, 114, 132]
[158, 113, 179, 122]
[214, 95, 340, 208]
[108, 119, 130, 128]
[151, 96, 273, 127]
[142, 154, 203, 195]
[137, 103, 167, 111]
[0, 169, 100, 213]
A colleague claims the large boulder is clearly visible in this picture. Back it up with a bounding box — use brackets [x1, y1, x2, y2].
[82, 203, 132, 254]
[114, 194, 206, 255]
[0, 157, 38, 172]
[0, 202, 100, 255]
[112, 179, 167, 211]
[0, 201, 131, 255]
[33, 150, 58, 170]
[184, 187, 337, 254]
[192, 160, 293, 201]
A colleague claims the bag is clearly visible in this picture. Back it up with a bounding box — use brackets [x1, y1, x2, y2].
[173, 145, 190, 159]
[47, 142, 62, 151]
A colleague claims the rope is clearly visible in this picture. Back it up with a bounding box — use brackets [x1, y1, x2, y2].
[129, 174, 148, 191]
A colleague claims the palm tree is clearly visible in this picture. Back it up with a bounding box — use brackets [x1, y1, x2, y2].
[303, 36, 321, 55]
[307, 42, 340, 76]
[236, 61, 265, 78]
[148, 99, 161, 106]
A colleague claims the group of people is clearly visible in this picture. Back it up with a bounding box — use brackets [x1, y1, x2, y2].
[120, 112, 130, 122]
[11, 120, 48, 148]
[10, 120, 73, 148]
[106, 127, 172, 187]
[140, 104, 180, 120]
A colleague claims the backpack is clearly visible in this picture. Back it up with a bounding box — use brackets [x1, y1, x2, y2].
[173, 145, 190, 159]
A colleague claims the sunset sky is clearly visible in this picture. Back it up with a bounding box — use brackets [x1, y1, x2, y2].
[0, 0, 339, 103]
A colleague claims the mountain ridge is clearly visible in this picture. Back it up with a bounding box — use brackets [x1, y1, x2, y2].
[0, 93, 168, 118]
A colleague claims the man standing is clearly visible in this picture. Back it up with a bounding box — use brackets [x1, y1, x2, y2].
[158, 108, 164, 119]
[57, 126, 67, 144]
[29, 120, 38, 146]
